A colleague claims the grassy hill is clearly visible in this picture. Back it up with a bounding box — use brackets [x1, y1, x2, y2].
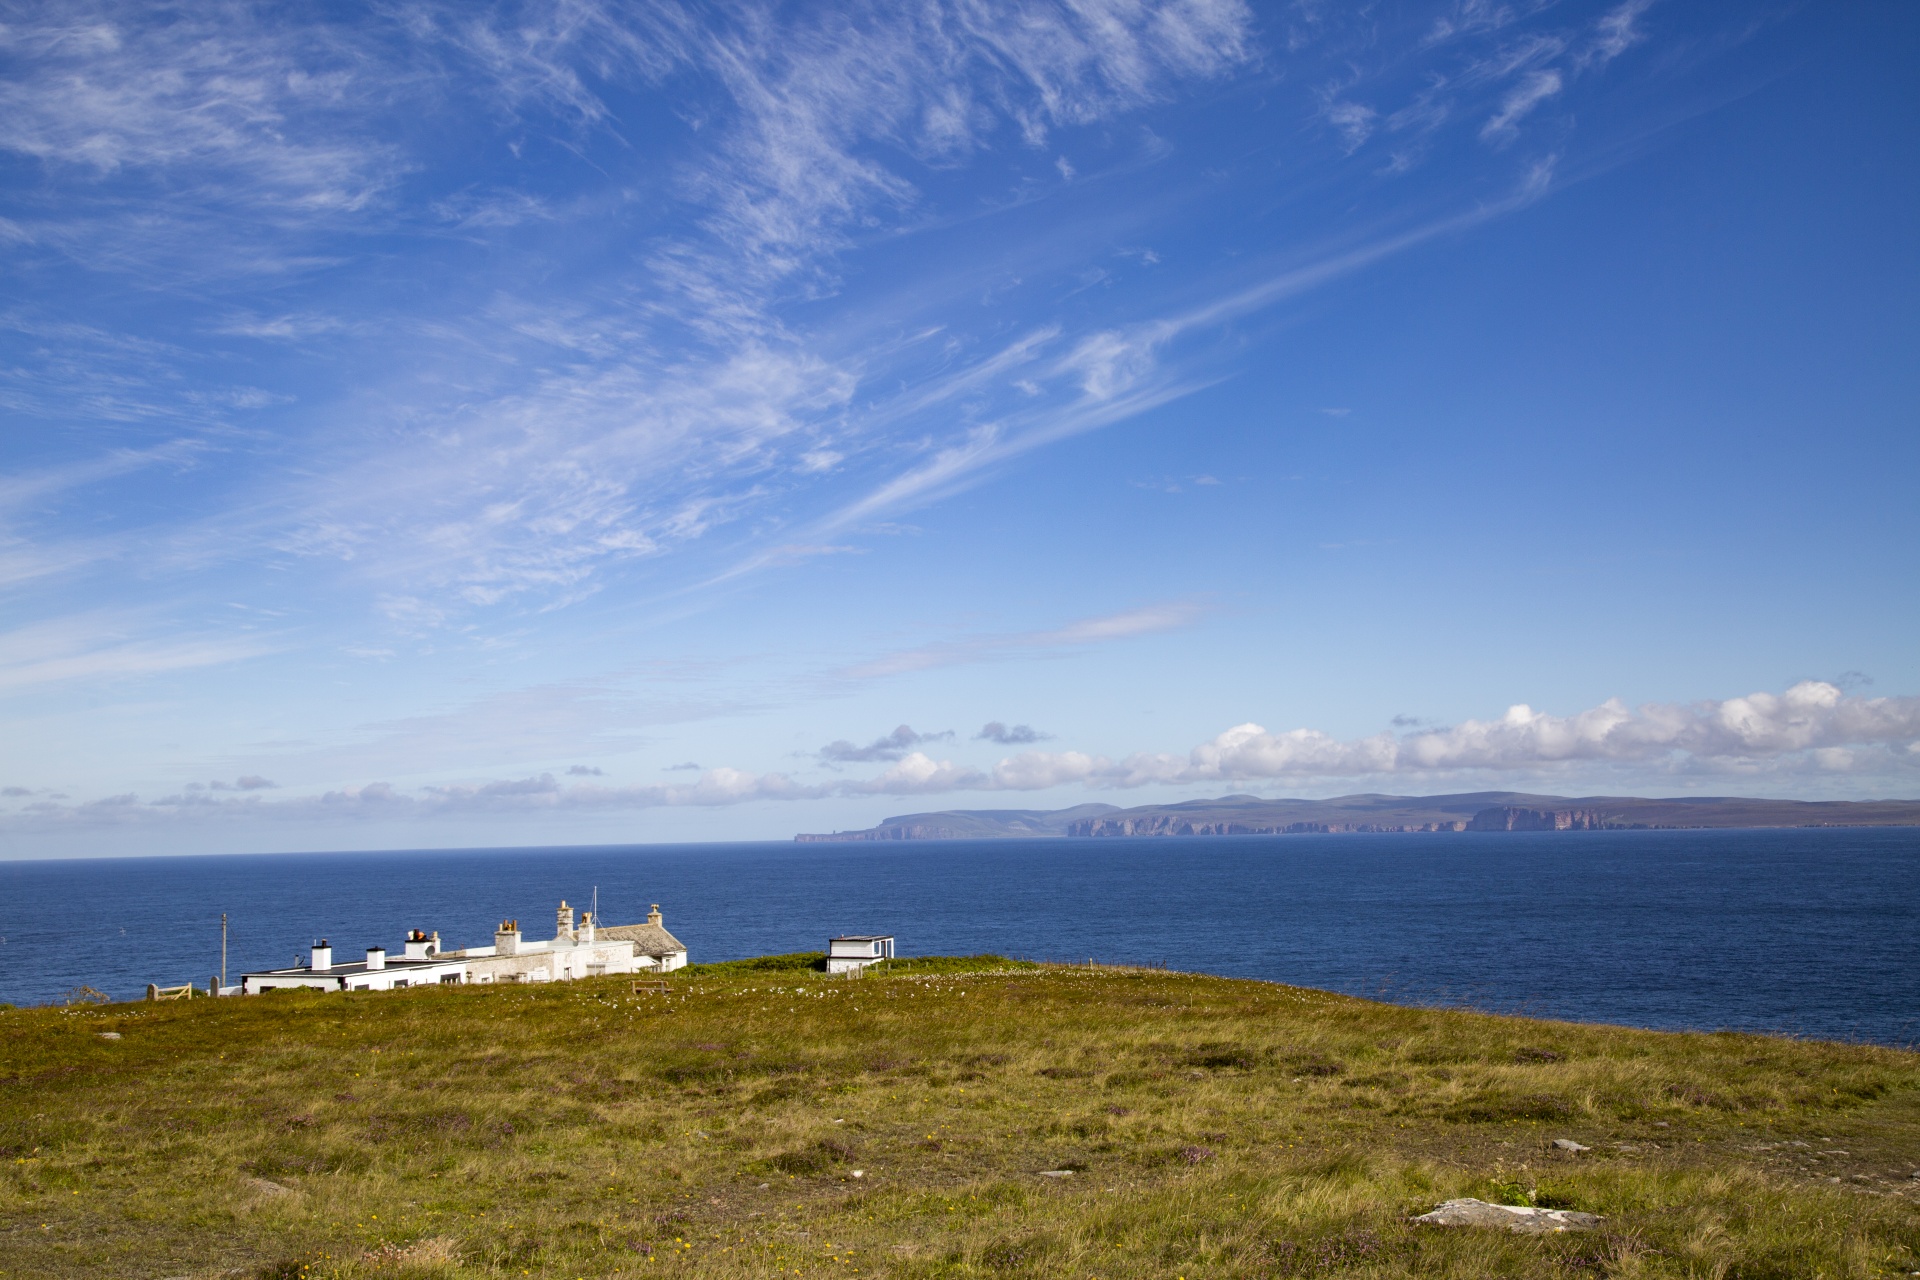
[3, 958, 1918, 1278]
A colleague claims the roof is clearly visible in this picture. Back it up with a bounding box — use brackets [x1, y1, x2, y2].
[831, 934, 893, 942]
[596, 922, 686, 955]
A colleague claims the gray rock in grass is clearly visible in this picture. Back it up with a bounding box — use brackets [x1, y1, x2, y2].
[1412, 1199, 1602, 1234]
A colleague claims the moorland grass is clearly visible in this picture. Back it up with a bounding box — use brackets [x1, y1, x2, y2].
[2, 958, 1917, 1279]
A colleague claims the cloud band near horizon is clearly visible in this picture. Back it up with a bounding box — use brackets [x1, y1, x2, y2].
[8, 681, 1915, 831]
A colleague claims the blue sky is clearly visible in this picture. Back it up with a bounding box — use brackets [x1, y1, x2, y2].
[2, 0, 1916, 857]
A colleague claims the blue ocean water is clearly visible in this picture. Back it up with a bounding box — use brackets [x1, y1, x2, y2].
[1, 828, 1915, 1045]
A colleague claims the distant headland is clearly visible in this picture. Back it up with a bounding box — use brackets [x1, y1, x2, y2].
[794, 791, 1920, 841]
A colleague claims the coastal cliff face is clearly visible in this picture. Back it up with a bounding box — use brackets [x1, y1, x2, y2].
[795, 803, 1121, 842]
[797, 793, 1920, 841]
[795, 823, 967, 842]
[1067, 816, 1471, 836]
[1463, 807, 1630, 832]
[1070, 807, 1633, 836]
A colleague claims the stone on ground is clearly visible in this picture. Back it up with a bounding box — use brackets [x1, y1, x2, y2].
[1412, 1198, 1602, 1234]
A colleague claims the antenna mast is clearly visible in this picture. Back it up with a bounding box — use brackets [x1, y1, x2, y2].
[221, 913, 228, 991]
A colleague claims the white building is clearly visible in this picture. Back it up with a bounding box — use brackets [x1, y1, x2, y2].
[447, 901, 686, 984]
[242, 933, 467, 994]
[827, 934, 895, 975]
[596, 904, 690, 973]
[239, 902, 688, 994]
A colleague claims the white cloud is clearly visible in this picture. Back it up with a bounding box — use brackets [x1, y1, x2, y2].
[1323, 100, 1377, 151]
[820, 724, 954, 763]
[981, 682, 1920, 789]
[1583, 0, 1654, 69]
[1481, 68, 1563, 142]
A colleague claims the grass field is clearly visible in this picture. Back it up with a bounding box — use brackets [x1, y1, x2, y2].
[3, 955, 1918, 1278]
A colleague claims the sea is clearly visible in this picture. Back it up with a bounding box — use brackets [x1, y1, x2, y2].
[2, 827, 1915, 1046]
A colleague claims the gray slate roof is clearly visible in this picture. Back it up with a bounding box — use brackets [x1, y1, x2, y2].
[597, 922, 686, 956]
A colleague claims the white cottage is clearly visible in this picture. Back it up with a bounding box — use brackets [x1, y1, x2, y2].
[238, 902, 689, 994]
[826, 934, 895, 975]
[448, 901, 685, 984]
[596, 904, 690, 972]
[242, 933, 467, 994]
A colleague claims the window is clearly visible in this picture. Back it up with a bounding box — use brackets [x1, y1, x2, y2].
[440, 973, 461, 984]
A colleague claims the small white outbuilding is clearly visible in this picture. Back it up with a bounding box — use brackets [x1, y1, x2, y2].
[826, 934, 895, 975]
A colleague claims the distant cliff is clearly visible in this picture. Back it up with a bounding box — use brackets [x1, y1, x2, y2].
[798, 792, 1920, 841]
[795, 803, 1119, 842]
[1462, 807, 1627, 832]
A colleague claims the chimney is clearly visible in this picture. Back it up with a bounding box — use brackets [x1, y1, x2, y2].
[366, 946, 386, 971]
[647, 904, 663, 927]
[310, 941, 333, 971]
[429, 930, 440, 955]
[578, 911, 595, 945]
[495, 919, 520, 956]
[555, 900, 575, 942]
[404, 929, 431, 961]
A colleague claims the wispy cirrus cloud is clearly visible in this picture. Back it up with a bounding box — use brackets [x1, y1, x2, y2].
[203, 679, 743, 783]
[0, 4, 399, 208]
[0, 613, 276, 694]
[0, 0, 1653, 644]
[1481, 69, 1564, 142]
[0, 0, 1260, 629]
[837, 600, 1205, 681]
